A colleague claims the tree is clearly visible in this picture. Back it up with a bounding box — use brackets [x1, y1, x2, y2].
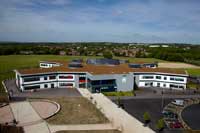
[156, 118, 165, 131]
[103, 51, 113, 59]
[143, 112, 151, 124]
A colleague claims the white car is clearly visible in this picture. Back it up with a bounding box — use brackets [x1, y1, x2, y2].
[172, 99, 184, 106]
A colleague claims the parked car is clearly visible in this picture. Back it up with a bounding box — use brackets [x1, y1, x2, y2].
[169, 121, 183, 129]
[172, 99, 184, 106]
[162, 111, 178, 119]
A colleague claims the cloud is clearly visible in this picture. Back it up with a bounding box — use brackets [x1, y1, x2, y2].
[0, 0, 200, 43]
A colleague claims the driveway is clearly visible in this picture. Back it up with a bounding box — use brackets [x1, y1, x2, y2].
[4, 79, 81, 100]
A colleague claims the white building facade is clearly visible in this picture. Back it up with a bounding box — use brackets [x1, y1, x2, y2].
[134, 72, 187, 90]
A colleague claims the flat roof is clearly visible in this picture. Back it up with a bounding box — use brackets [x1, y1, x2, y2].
[17, 61, 187, 76]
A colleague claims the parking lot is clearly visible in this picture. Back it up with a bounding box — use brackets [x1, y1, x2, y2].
[112, 98, 183, 133]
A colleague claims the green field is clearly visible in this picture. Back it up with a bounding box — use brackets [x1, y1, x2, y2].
[185, 68, 200, 76]
[0, 55, 199, 93]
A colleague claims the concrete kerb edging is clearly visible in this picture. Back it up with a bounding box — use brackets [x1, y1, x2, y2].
[2, 80, 8, 93]
[29, 99, 61, 120]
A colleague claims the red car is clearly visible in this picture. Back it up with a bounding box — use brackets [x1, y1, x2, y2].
[169, 121, 183, 129]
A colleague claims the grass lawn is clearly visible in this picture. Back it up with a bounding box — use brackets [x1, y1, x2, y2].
[46, 97, 108, 124]
[0, 55, 167, 93]
[102, 91, 135, 96]
[56, 130, 121, 133]
[186, 68, 200, 76]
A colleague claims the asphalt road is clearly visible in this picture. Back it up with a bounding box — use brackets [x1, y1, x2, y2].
[182, 104, 200, 130]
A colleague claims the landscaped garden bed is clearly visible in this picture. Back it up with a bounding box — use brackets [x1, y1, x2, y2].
[47, 97, 109, 124]
[56, 130, 121, 133]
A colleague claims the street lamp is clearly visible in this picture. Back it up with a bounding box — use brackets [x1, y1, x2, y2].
[161, 87, 164, 110]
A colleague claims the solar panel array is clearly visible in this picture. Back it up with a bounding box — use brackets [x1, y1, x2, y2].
[68, 59, 83, 68]
[86, 58, 120, 65]
[129, 62, 158, 68]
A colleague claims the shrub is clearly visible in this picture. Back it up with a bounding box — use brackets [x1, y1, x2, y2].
[156, 118, 165, 131]
[143, 112, 151, 124]
[0, 124, 24, 133]
[0, 93, 9, 103]
[102, 91, 134, 96]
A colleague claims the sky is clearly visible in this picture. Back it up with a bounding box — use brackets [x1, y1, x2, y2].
[0, 0, 200, 43]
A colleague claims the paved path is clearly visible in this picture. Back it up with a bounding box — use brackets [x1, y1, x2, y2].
[77, 88, 155, 133]
[49, 123, 115, 133]
[10, 101, 50, 133]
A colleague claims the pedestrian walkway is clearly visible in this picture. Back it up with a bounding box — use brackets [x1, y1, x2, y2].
[77, 88, 155, 133]
[49, 123, 115, 133]
[10, 101, 50, 133]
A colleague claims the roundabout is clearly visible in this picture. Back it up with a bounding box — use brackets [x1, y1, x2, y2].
[182, 104, 200, 130]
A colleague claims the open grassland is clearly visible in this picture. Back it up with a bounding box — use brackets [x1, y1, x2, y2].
[47, 97, 108, 124]
[186, 68, 200, 76]
[56, 130, 121, 133]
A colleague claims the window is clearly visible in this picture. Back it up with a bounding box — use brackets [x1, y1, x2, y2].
[24, 85, 40, 90]
[24, 77, 40, 82]
[59, 83, 74, 87]
[163, 84, 166, 87]
[157, 83, 160, 87]
[44, 76, 48, 80]
[49, 75, 56, 80]
[142, 76, 154, 79]
[91, 80, 100, 85]
[156, 76, 161, 79]
[44, 84, 48, 88]
[144, 82, 153, 86]
[170, 84, 179, 88]
[51, 84, 55, 88]
[176, 78, 184, 81]
[164, 77, 167, 80]
[59, 75, 74, 79]
[122, 75, 127, 83]
[170, 77, 184, 82]
[41, 63, 48, 66]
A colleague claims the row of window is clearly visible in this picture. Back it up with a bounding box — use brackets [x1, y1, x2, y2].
[142, 75, 184, 81]
[59, 83, 74, 87]
[24, 77, 40, 82]
[144, 82, 184, 89]
[91, 80, 115, 86]
[142, 75, 167, 80]
[40, 63, 49, 67]
[24, 85, 40, 90]
[169, 84, 184, 89]
[59, 75, 74, 79]
[24, 82, 74, 90]
[23, 75, 75, 82]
